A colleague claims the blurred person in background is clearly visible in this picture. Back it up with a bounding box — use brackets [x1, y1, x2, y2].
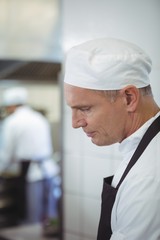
[64, 38, 160, 240]
[0, 87, 60, 234]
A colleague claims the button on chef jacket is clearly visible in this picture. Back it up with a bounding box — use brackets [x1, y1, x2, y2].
[0, 106, 58, 178]
[110, 111, 160, 240]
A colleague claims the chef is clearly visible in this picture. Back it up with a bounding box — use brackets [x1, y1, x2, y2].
[0, 86, 60, 223]
[63, 38, 160, 239]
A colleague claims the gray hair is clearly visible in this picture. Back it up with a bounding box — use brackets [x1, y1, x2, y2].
[95, 85, 153, 103]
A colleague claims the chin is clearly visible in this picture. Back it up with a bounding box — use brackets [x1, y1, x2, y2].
[91, 138, 115, 146]
[91, 138, 105, 146]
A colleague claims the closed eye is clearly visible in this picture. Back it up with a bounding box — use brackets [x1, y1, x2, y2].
[80, 107, 91, 112]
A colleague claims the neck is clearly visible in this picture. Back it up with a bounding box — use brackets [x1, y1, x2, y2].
[126, 97, 160, 138]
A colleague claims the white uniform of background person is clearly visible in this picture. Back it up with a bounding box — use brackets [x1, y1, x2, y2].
[0, 87, 60, 223]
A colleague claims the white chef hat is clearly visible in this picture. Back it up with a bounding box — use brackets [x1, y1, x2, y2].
[64, 38, 152, 90]
[2, 87, 28, 106]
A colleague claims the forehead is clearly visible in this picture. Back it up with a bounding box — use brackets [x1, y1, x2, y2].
[64, 83, 104, 107]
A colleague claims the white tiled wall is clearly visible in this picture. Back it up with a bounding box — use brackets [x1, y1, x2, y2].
[61, 1, 160, 239]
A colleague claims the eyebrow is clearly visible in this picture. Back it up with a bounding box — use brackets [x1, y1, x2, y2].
[70, 104, 91, 109]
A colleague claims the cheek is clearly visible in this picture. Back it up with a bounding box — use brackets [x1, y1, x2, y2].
[88, 111, 110, 133]
[99, 106, 126, 133]
[87, 101, 127, 131]
[108, 107, 128, 139]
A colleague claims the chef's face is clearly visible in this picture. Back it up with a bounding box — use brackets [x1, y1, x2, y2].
[64, 83, 129, 146]
[5, 105, 17, 115]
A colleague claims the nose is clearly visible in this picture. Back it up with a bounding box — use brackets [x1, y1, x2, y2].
[72, 110, 87, 128]
[72, 119, 87, 128]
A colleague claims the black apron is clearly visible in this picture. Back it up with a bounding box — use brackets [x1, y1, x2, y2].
[97, 115, 160, 240]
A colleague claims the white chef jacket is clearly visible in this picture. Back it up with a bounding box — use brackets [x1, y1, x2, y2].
[110, 111, 160, 240]
[0, 106, 59, 178]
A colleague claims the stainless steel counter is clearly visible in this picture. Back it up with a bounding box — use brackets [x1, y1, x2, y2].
[0, 223, 59, 240]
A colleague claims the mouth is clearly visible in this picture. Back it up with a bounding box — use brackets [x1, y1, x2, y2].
[84, 131, 95, 138]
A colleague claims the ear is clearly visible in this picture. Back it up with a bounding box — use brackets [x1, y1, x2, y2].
[121, 86, 139, 112]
